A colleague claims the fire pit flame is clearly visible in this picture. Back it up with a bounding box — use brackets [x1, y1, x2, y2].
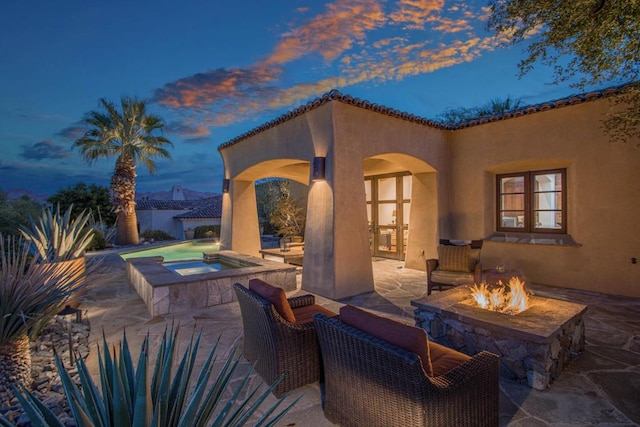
[470, 277, 530, 315]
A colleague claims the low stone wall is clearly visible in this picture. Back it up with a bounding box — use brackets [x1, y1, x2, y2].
[127, 250, 297, 316]
[412, 287, 587, 390]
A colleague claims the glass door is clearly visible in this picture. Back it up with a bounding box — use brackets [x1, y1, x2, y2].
[366, 173, 411, 260]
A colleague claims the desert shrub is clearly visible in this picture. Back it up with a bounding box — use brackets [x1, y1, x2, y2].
[85, 228, 107, 251]
[140, 229, 175, 241]
[194, 225, 220, 239]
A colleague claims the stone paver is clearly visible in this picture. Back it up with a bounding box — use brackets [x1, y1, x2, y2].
[82, 251, 640, 426]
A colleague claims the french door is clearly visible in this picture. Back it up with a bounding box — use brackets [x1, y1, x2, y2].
[365, 173, 411, 260]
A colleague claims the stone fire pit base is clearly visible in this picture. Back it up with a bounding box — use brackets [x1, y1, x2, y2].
[412, 286, 587, 390]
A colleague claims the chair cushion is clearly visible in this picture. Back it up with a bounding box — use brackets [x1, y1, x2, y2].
[293, 304, 337, 324]
[429, 341, 471, 377]
[430, 270, 475, 285]
[437, 245, 471, 272]
[339, 305, 434, 377]
[469, 248, 481, 271]
[248, 279, 296, 323]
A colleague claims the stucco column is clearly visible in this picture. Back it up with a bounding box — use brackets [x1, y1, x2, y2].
[303, 155, 374, 299]
[223, 180, 261, 256]
[404, 172, 439, 270]
[302, 179, 335, 294]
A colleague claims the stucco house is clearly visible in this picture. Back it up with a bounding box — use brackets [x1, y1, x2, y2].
[136, 187, 222, 239]
[218, 87, 639, 300]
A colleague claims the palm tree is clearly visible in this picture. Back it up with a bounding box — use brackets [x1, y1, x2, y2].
[74, 97, 173, 245]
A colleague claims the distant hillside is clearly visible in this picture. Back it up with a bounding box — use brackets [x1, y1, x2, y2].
[136, 188, 218, 201]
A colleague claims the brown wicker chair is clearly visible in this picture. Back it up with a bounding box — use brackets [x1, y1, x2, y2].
[427, 239, 483, 295]
[313, 312, 500, 427]
[233, 282, 334, 397]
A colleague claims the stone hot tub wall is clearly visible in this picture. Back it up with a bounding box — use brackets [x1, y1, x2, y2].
[412, 286, 587, 390]
[127, 250, 297, 316]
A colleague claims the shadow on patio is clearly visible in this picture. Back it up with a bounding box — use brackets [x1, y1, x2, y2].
[82, 252, 640, 426]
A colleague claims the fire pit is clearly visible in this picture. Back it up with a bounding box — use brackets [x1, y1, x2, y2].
[412, 285, 587, 390]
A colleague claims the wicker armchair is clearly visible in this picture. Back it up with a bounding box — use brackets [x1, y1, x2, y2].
[233, 282, 334, 397]
[427, 239, 483, 295]
[313, 312, 500, 427]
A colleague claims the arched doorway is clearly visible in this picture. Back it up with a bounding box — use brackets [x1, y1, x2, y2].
[366, 172, 412, 260]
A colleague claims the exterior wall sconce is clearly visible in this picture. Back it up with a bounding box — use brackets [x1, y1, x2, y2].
[312, 156, 326, 181]
[222, 178, 230, 193]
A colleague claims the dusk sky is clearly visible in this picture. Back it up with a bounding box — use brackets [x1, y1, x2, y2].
[0, 0, 613, 197]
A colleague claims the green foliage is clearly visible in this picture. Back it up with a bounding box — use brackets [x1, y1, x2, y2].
[487, 0, 640, 143]
[0, 235, 89, 343]
[7, 325, 299, 426]
[256, 179, 285, 223]
[20, 205, 95, 262]
[256, 179, 306, 237]
[85, 228, 107, 251]
[194, 225, 220, 239]
[270, 194, 305, 239]
[74, 96, 174, 245]
[140, 229, 176, 241]
[437, 96, 524, 125]
[0, 192, 45, 237]
[47, 183, 116, 227]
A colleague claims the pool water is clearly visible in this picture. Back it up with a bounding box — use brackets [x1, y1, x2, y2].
[164, 256, 258, 276]
[120, 240, 220, 262]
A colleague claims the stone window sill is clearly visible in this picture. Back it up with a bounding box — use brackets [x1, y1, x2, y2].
[486, 232, 581, 247]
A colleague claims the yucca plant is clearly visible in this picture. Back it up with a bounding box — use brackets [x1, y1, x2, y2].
[20, 204, 95, 262]
[4, 325, 300, 426]
[0, 235, 90, 405]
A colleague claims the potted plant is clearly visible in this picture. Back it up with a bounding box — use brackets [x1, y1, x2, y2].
[184, 227, 195, 240]
[20, 205, 95, 307]
[0, 235, 90, 404]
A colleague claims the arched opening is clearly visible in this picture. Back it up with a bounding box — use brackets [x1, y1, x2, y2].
[221, 158, 311, 257]
[363, 153, 438, 270]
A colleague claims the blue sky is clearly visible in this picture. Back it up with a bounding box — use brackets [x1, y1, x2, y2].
[0, 0, 608, 197]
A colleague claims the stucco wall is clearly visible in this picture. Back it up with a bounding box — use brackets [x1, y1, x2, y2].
[137, 209, 180, 238]
[447, 99, 640, 297]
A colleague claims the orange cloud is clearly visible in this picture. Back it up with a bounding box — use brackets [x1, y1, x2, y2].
[389, 0, 445, 29]
[155, 0, 509, 133]
[266, 0, 386, 64]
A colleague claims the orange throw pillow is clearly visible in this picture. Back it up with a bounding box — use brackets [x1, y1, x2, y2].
[248, 279, 296, 323]
[339, 305, 433, 376]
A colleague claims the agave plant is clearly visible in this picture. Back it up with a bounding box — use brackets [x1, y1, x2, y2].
[4, 325, 299, 426]
[0, 235, 91, 404]
[20, 204, 95, 262]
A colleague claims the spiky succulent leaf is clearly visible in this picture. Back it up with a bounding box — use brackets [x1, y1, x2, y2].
[0, 235, 93, 343]
[7, 324, 297, 426]
[20, 205, 94, 262]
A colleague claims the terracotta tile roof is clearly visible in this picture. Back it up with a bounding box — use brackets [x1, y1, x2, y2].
[174, 201, 222, 219]
[218, 83, 634, 151]
[136, 200, 204, 210]
[137, 195, 221, 215]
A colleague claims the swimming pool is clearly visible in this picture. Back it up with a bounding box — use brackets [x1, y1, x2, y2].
[120, 240, 220, 262]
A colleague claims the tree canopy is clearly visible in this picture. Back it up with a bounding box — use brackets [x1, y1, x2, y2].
[74, 96, 173, 245]
[0, 191, 45, 237]
[47, 183, 116, 226]
[437, 96, 524, 125]
[487, 0, 639, 144]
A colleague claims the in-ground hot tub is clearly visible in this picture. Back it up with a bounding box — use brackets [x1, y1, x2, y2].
[126, 250, 297, 316]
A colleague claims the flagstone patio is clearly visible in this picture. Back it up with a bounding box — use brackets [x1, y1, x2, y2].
[82, 251, 640, 426]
